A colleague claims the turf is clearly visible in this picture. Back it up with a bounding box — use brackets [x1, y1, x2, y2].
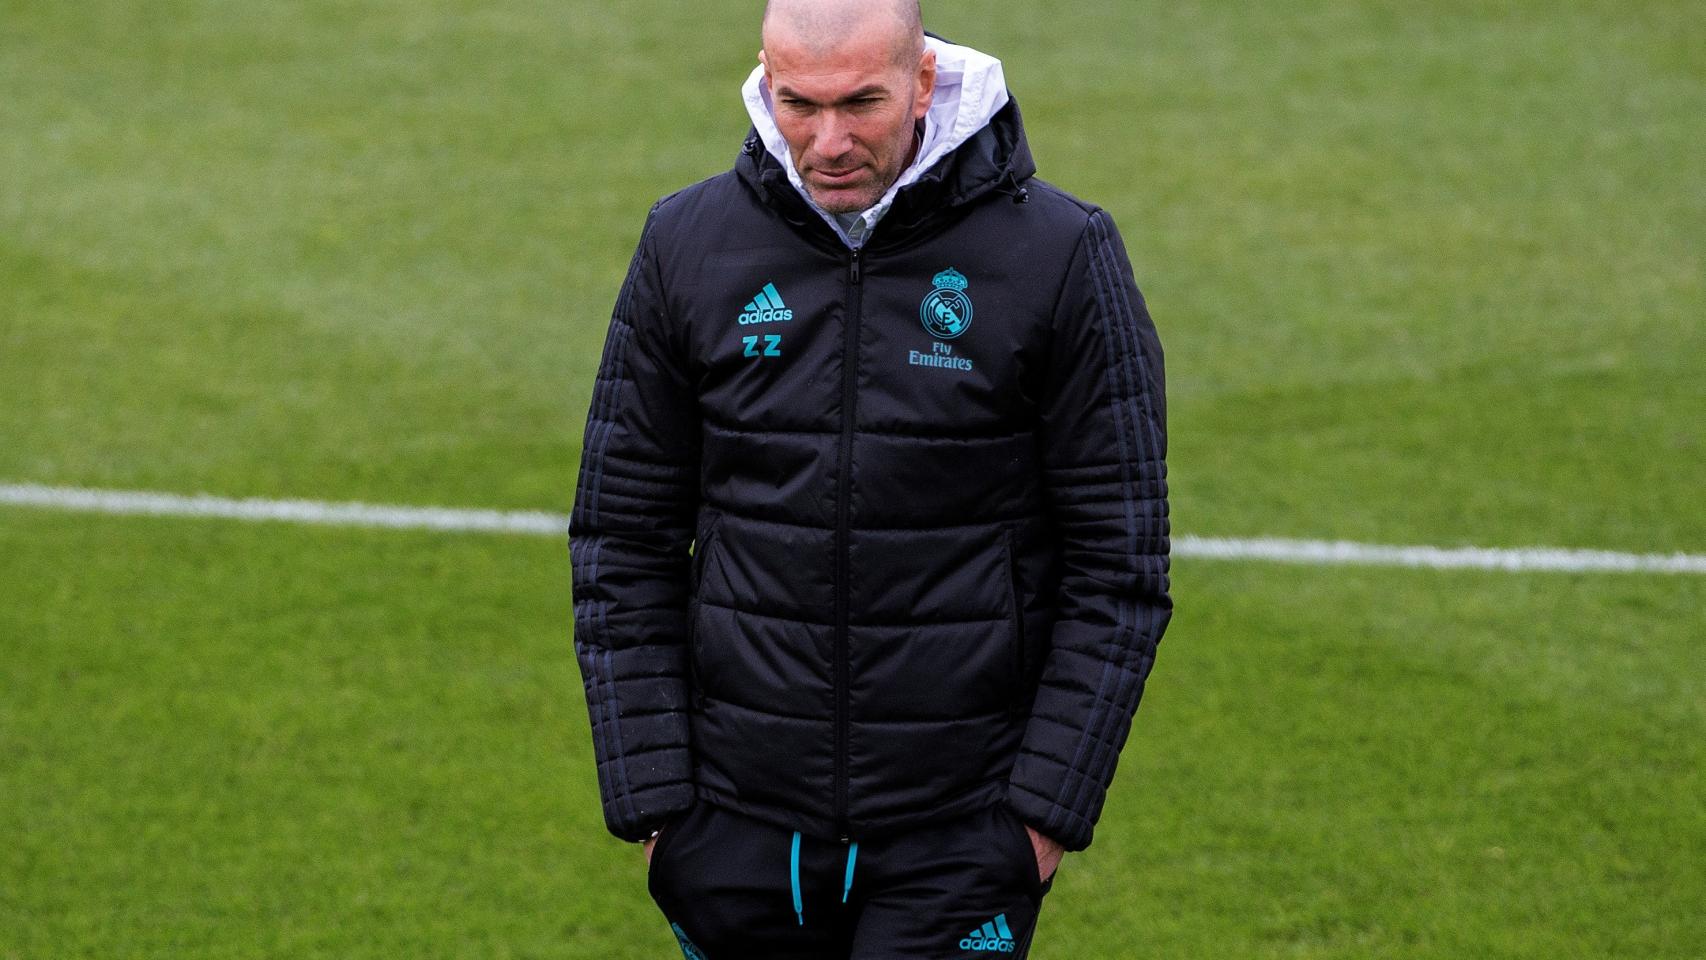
[2, 0, 1703, 957]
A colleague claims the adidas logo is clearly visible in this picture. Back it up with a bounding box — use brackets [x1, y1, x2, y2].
[959, 913, 1017, 953]
[738, 282, 794, 325]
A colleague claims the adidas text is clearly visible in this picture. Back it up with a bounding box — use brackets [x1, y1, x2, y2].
[739, 307, 793, 324]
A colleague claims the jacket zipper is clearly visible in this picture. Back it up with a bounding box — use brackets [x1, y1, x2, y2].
[833, 247, 863, 840]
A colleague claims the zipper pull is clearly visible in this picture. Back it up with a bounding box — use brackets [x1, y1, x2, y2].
[849, 250, 862, 284]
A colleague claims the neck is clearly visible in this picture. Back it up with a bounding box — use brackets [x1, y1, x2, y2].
[867, 120, 923, 205]
[901, 119, 923, 173]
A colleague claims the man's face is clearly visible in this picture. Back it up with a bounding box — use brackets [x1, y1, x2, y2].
[761, 28, 936, 214]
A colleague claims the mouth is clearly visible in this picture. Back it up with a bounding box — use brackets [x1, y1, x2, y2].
[812, 167, 864, 185]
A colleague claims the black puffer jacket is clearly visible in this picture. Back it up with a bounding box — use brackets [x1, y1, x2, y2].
[569, 95, 1170, 852]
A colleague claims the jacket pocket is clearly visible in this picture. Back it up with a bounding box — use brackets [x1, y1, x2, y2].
[646, 804, 697, 898]
[1002, 524, 1027, 712]
[995, 803, 1046, 898]
[686, 514, 722, 703]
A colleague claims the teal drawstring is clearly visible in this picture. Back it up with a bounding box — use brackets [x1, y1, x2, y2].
[790, 831, 804, 925]
[841, 841, 859, 903]
[790, 833, 861, 923]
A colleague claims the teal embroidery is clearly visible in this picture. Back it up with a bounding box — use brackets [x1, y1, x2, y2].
[738, 282, 794, 325]
[959, 913, 1017, 953]
[670, 921, 708, 960]
[920, 268, 973, 339]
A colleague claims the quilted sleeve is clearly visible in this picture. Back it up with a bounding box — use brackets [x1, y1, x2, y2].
[568, 205, 700, 842]
[1004, 208, 1173, 852]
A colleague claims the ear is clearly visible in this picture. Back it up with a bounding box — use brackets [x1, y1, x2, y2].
[913, 48, 937, 120]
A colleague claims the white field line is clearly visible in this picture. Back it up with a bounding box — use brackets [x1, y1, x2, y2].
[0, 483, 565, 536]
[3, 482, 1704, 576]
[1173, 535, 1706, 575]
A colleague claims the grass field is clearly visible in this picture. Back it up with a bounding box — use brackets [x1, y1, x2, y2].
[3, 1, 1703, 957]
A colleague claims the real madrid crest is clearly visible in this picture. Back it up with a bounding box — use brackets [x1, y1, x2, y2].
[920, 268, 974, 340]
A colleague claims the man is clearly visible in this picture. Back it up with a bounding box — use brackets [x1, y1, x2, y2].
[568, 1, 1170, 955]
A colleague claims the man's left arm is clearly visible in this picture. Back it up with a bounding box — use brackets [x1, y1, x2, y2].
[1006, 208, 1172, 859]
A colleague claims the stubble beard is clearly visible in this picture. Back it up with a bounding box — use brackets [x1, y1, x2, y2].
[811, 177, 884, 214]
[804, 121, 920, 215]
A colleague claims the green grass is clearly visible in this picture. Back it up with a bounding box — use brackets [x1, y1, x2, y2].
[3, 0, 1703, 956]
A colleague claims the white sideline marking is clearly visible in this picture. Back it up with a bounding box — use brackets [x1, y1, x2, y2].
[0, 483, 565, 536]
[3, 483, 1704, 575]
[1172, 535, 1706, 575]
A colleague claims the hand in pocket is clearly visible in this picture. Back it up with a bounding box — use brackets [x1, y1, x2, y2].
[644, 827, 663, 866]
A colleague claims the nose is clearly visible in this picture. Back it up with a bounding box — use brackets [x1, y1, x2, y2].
[811, 110, 854, 162]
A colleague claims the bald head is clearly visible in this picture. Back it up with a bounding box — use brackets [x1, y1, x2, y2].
[763, 0, 924, 67]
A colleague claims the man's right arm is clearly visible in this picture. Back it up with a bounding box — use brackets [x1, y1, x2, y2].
[568, 203, 700, 843]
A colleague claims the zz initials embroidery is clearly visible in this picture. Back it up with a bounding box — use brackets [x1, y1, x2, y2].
[743, 334, 783, 358]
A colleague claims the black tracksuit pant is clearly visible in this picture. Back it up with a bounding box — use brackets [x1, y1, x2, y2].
[647, 800, 1057, 959]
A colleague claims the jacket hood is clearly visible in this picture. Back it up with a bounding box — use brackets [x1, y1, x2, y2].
[736, 35, 1037, 247]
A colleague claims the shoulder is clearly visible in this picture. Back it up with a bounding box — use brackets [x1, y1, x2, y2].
[944, 178, 1122, 286]
[1018, 179, 1127, 245]
[1023, 178, 1100, 218]
[642, 170, 752, 245]
[1004, 181, 1149, 292]
[951, 176, 1124, 263]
